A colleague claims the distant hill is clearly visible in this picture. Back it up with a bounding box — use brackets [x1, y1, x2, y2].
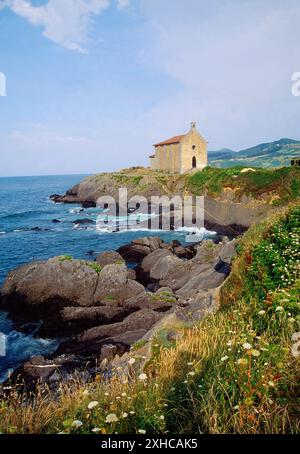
[209, 138, 300, 168]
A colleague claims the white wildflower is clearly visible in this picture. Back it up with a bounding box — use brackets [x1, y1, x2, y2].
[88, 401, 99, 410]
[243, 343, 252, 350]
[72, 420, 83, 429]
[105, 413, 119, 423]
[138, 373, 148, 381]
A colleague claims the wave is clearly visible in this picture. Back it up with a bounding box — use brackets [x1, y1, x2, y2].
[0, 328, 58, 383]
[0, 209, 48, 221]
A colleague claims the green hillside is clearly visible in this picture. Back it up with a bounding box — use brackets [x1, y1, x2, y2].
[209, 138, 300, 168]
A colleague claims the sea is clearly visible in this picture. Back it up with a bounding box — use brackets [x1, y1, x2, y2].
[0, 174, 215, 382]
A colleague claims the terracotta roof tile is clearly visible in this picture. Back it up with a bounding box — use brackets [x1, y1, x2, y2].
[153, 134, 185, 147]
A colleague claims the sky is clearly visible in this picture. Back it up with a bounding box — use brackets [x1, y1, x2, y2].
[0, 0, 299, 176]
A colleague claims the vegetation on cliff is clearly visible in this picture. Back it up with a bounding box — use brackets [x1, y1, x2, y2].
[1, 205, 299, 434]
[78, 165, 300, 203]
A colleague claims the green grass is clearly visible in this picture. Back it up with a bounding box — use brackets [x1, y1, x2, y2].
[58, 255, 73, 262]
[186, 166, 300, 203]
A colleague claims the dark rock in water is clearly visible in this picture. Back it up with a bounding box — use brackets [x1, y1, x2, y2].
[50, 194, 62, 203]
[52, 219, 62, 223]
[73, 218, 94, 225]
[81, 200, 96, 208]
[86, 250, 96, 257]
[31, 227, 49, 232]
[96, 250, 125, 267]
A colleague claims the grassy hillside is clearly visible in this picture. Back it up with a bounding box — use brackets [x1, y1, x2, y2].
[187, 166, 300, 204]
[209, 138, 300, 168]
[1, 205, 299, 434]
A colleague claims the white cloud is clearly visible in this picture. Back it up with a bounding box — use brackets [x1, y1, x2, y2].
[117, 0, 129, 10]
[9, 127, 95, 147]
[2, 0, 111, 52]
[139, 0, 300, 149]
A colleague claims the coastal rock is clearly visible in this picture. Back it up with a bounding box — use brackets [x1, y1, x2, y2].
[96, 250, 125, 267]
[124, 290, 176, 312]
[37, 305, 132, 337]
[10, 354, 82, 386]
[118, 244, 151, 262]
[1, 258, 99, 319]
[93, 263, 144, 306]
[58, 309, 163, 356]
[139, 249, 184, 283]
[218, 239, 237, 265]
[73, 218, 94, 225]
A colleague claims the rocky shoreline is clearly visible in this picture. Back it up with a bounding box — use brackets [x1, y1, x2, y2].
[0, 235, 236, 389]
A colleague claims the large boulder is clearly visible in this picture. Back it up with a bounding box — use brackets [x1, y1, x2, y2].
[96, 251, 125, 267]
[93, 263, 144, 306]
[118, 236, 163, 262]
[124, 290, 176, 312]
[1, 258, 99, 319]
[139, 249, 183, 282]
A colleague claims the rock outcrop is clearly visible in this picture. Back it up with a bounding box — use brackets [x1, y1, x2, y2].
[1, 236, 236, 387]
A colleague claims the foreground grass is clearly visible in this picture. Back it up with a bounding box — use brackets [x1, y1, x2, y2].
[0, 206, 299, 434]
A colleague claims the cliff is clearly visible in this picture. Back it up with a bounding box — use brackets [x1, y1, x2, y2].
[51, 166, 300, 233]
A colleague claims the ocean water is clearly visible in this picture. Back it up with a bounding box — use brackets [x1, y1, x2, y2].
[0, 174, 215, 382]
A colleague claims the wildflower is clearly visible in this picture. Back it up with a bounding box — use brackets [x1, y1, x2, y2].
[116, 396, 121, 400]
[159, 415, 165, 420]
[187, 371, 195, 376]
[72, 420, 83, 429]
[221, 356, 228, 362]
[251, 350, 260, 357]
[288, 318, 295, 323]
[234, 405, 239, 410]
[130, 411, 135, 415]
[291, 332, 300, 342]
[128, 358, 136, 365]
[226, 341, 233, 346]
[88, 401, 99, 410]
[243, 343, 252, 350]
[275, 306, 284, 312]
[122, 412, 128, 419]
[258, 310, 266, 315]
[187, 362, 194, 366]
[92, 428, 101, 433]
[291, 342, 300, 358]
[237, 358, 248, 365]
[104, 392, 109, 397]
[121, 392, 127, 397]
[184, 380, 188, 384]
[268, 381, 275, 387]
[138, 373, 148, 381]
[105, 413, 119, 423]
[82, 389, 89, 396]
[138, 429, 146, 434]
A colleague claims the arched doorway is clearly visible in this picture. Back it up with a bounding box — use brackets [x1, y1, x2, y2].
[192, 156, 197, 168]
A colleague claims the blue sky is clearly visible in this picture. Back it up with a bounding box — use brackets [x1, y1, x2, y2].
[0, 0, 299, 176]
